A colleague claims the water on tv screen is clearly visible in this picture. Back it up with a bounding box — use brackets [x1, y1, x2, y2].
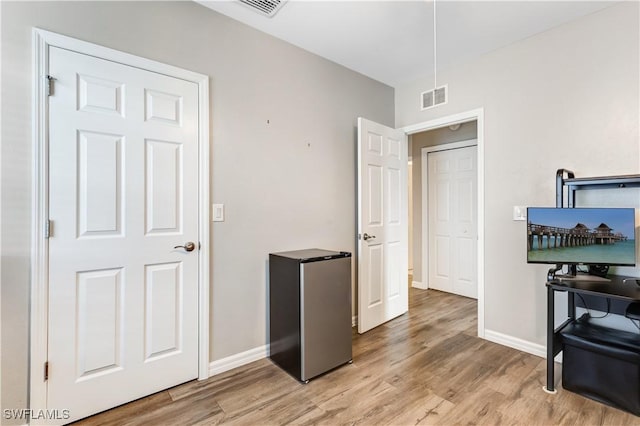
[527, 207, 636, 266]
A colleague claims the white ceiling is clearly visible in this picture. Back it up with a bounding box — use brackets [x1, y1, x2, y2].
[197, 0, 617, 88]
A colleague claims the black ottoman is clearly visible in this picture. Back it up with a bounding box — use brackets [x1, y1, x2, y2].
[560, 320, 640, 416]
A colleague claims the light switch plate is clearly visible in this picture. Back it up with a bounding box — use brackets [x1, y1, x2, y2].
[212, 204, 224, 222]
[513, 206, 527, 221]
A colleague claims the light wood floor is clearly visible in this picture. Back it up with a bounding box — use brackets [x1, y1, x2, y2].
[73, 288, 639, 425]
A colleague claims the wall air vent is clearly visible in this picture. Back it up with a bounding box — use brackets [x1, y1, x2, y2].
[239, 0, 288, 17]
[421, 85, 448, 110]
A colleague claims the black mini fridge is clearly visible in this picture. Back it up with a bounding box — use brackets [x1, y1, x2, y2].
[269, 249, 352, 382]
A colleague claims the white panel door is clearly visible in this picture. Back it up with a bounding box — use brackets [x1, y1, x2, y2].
[357, 118, 408, 333]
[428, 146, 477, 299]
[47, 46, 199, 422]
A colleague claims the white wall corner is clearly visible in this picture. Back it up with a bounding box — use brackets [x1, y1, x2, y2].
[208, 345, 269, 377]
[483, 329, 547, 359]
[411, 281, 427, 289]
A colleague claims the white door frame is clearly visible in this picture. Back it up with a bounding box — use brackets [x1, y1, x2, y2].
[422, 140, 477, 295]
[30, 28, 210, 413]
[401, 108, 485, 338]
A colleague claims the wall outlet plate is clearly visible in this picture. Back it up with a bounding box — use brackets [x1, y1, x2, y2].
[513, 206, 527, 221]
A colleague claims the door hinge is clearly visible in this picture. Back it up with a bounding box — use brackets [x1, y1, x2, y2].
[46, 75, 55, 96]
[45, 219, 53, 239]
[44, 361, 49, 381]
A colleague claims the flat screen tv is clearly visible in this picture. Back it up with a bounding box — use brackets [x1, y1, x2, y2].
[527, 207, 636, 266]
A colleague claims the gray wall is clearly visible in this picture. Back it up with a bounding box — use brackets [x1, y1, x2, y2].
[0, 1, 394, 418]
[396, 2, 639, 348]
[409, 122, 478, 284]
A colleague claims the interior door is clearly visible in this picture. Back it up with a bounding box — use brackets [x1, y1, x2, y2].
[357, 118, 408, 333]
[427, 145, 477, 298]
[47, 46, 199, 422]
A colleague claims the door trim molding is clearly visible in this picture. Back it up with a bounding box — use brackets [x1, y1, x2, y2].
[30, 28, 210, 413]
[422, 138, 477, 154]
[401, 108, 485, 339]
[421, 140, 477, 294]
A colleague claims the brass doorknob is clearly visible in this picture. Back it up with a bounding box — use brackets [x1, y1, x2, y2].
[174, 242, 196, 252]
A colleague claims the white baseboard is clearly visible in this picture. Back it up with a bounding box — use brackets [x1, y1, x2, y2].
[412, 281, 427, 289]
[206, 329, 553, 379]
[484, 329, 547, 359]
[208, 344, 268, 377]
[208, 314, 359, 378]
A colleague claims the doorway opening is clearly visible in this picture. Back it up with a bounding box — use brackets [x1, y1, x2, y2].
[402, 109, 485, 338]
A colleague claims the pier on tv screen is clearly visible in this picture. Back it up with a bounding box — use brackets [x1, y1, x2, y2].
[527, 207, 636, 266]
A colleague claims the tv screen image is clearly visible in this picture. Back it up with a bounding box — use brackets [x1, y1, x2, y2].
[527, 207, 636, 266]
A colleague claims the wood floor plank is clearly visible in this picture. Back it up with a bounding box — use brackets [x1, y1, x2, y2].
[436, 387, 511, 425]
[297, 363, 378, 406]
[118, 390, 225, 426]
[167, 358, 276, 402]
[220, 391, 318, 425]
[68, 391, 173, 426]
[485, 350, 541, 397]
[496, 360, 587, 425]
[311, 378, 398, 424]
[211, 366, 300, 416]
[376, 390, 455, 426]
[73, 287, 640, 425]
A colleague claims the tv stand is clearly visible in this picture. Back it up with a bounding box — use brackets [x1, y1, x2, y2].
[545, 169, 640, 415]
[554, 273, 611, 283]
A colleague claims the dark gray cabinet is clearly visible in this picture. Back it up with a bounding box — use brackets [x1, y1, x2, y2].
[269, 249, 352, 382]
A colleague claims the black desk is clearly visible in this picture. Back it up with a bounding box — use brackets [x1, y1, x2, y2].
[545, 275, 640, 393]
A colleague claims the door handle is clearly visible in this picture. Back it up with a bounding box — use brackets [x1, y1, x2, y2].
[363, 233, 376, 241]
[174, 242, 196, 252]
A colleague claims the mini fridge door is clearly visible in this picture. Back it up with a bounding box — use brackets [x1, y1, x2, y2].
[300, 256, 352, 381]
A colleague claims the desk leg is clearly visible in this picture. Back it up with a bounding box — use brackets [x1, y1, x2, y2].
[545, 285, 557, 394]
[568, 292, 575, 319]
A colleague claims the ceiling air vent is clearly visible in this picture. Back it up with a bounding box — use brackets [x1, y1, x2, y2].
[421, 85, 448, 110]
[239, 0, 287, 17]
